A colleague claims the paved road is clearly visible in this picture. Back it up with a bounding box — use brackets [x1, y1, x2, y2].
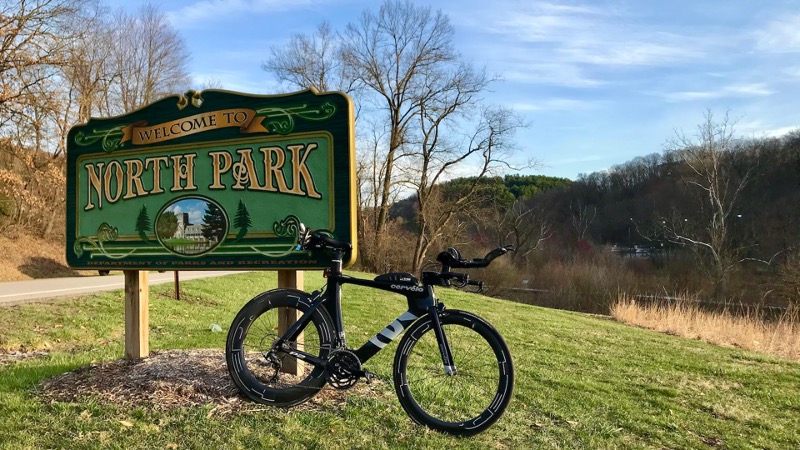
[0, 271, 247, 306]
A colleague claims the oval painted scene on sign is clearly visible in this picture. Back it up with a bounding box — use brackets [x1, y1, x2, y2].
[156, 197, 229, 256]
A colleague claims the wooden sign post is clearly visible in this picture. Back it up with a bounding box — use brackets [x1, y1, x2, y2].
[277, 270, 303, 375]
[124, 270, 149, 359]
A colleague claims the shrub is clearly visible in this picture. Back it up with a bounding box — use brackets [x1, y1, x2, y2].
[774, 247, 800, 306]
[520, 248, 637, 314]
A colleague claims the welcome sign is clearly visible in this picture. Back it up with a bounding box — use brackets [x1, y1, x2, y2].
[66, 89, 356, 270]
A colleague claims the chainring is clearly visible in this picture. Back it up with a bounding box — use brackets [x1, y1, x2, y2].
[326, 349, 362, 390]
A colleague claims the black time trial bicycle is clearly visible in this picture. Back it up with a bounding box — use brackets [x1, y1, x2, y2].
[225, 224, 514, 436]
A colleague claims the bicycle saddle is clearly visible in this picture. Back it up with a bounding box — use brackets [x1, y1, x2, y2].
[307, 230, 352, 251]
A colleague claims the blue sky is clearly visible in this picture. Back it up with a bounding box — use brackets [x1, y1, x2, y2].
[165, 199, 207, 225]
[106, 0, 800, 180]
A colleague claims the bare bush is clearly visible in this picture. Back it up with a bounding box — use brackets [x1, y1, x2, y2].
[355, 214, 415, 274]
[470, 255, 523, 299]
[774, 248, 800, 306]
[522, 248, 637, 314]
[0, 149, 65, 237]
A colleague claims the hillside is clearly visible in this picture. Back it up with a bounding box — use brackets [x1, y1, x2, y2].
[1, 271, 798, 449]
[0, 231, 95, 281]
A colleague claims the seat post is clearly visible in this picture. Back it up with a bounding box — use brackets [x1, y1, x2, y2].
[326, 249, 347, 346]
[331, 249, 344, 276]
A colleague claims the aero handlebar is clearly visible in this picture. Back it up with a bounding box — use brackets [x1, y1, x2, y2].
[435, 245, 515, 270]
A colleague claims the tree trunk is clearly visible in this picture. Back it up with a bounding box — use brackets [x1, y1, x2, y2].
[374, 125, 402, 244]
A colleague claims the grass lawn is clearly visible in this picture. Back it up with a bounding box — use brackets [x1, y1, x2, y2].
[1, 271, 799, 449]
[162, 238, 197, 245]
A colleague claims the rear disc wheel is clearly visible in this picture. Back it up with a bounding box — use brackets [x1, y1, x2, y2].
[226, 289, 334, 406]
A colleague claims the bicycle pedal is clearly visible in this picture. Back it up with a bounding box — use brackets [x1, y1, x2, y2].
[362, 369, 376, 384]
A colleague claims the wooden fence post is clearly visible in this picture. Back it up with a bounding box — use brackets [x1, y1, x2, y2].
[277, 270, 304, 375]
[124, 270, 149, 360]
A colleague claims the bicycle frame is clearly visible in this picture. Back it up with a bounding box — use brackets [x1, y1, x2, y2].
[273, 251, 456, 373]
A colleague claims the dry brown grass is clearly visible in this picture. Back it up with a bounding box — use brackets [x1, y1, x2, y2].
[0, 227, 93, 281]
[611, 294, 800, 361]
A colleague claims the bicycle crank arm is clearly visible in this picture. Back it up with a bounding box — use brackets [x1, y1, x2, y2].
[357, 368, 377, 383]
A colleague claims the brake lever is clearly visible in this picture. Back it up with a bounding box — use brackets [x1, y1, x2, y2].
[453, 272, 469, 288]
[465, 279, 484, 294]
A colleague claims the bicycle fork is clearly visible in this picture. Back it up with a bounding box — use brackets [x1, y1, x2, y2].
[428, 305, 457, 376]
[355, 306, 457, 377]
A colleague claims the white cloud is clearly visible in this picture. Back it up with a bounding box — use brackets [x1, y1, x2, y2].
[188, 208, 205, 224]
[511, 98, 599, 112]
[166, 0, 324, 28]
[737, 120, 799, 138]
[755, 14, 800, 53]
[785, 66, 800, 79]
[548, 154, 609, 165]
[727, 83, 774, 96]
[450, 0, 731, 90]
[192, 69, 281, 94]
[486, 5, 707, 67]
[534, 2, 607, 16]
[559, 40, 702, 67]
[763, 126, 800, 137]
[662, 83, 774, 102]
[502, 61, 603, 87]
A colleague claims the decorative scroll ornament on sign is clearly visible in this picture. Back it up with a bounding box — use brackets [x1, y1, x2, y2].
[73, 91, 337, 152]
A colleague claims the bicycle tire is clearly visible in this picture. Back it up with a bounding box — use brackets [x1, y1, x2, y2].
[393, 309, 514, 436]
[226, 289, 334, 407]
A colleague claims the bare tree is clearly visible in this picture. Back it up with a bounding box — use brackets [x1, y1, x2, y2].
[501, 200, 552, 261]
[570, 200, 596, 243]
[0, 1, 191, 237]
[405, 106, 526, 271]
[264, 21, 355, 93]
[263, 1, 530, 270]
[61, 3, 116, 124]
[340, 0, 468, 245]
[661, 110, 758, 295]
[0, 0, 84, 128]
[198, 77, 224, 91]
[107, 3, 191, 114]
[472, 196, 551, 263]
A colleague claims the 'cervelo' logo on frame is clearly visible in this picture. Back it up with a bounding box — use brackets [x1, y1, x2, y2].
[391, 284, 424, 292]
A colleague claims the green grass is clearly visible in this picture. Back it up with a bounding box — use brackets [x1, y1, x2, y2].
[1, 271, 799, 449]
[162, 238, 197, 245]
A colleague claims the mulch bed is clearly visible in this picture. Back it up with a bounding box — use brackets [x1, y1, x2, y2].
[38, 349, 367, 416]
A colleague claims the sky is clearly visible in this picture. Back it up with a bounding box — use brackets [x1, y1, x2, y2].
[165, 199, 207, 225]
[105, 0, 800, 180]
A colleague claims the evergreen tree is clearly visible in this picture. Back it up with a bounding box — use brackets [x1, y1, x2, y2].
[135, 205, 151, 241]
[202, 202, 227, 242]
[233, 200, 252, 240]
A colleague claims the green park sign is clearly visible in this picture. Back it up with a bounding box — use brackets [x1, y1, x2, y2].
[66, 89, 356, 270]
